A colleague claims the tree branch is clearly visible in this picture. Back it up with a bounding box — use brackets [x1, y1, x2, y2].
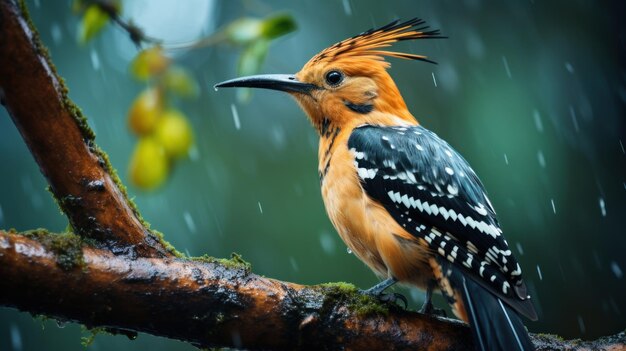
[0, 0, 171, 258]
[0, 230, 474, 351]
[0, 0, 624, 350]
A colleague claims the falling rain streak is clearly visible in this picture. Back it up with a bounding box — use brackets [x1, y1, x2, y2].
[503, 153, 508, 165]
[533, 110, 543, 133]
[258, 201, 263, 214]
[550, 199, 556, 214]
[569, 105, 579, 132]
[231, 103, 241, 130]
[599, 197, 606, 217]
[183, 211, 196, 234]
[611, 261, 623, 279]
[537, 150, 546, 168]
[502, 56, 512, 78]
[536, 265, 543, 280]
[432, 72, 437, 87]
[342, 0, 352, 16]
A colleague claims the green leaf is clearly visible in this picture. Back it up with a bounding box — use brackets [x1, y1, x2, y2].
[237, 39, 269, 77]
[162, 66, 199, 98]
[260, 13, 296, 40]
[225, 18, 263, 45]
[236, 39, 269, 103]
[77, 5, 110, 44]
[130, 46, 170, 81]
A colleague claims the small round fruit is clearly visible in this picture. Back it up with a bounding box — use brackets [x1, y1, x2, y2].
[128, 138, 169, 190]
[127, 88, 163, 135]
[155, 110, 193, 158]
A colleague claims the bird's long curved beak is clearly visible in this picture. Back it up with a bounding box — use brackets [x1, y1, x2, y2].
[214, 74, 317, 94]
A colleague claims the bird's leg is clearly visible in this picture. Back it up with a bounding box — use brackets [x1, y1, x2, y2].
[419, 280, 447, 317]
[361, 277, 408, 308]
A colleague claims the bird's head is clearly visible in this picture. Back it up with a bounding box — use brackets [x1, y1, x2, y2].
[216, 18, 442, 134]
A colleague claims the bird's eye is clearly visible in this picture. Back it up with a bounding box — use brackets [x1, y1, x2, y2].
[325, 70, 344, 86]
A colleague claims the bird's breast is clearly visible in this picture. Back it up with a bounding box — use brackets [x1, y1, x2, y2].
[318, 135, 433, 287]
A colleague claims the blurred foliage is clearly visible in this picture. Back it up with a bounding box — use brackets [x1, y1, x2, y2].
[73, 0, 121, 44]
[70, 3, 296, 189]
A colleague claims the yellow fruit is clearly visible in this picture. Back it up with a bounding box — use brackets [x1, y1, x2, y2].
[130, 46, 170, 80]
[155, 110, 193, 158]
[127, 88, 162, 135]
[128, 138, 169, 190]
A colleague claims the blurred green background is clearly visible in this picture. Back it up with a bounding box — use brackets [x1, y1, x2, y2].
[1, 0, 625, 349]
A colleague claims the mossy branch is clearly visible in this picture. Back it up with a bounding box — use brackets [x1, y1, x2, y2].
[0, 0, 174, 258]
[0, 1, 625, 350]
[0, 230, 475, 351]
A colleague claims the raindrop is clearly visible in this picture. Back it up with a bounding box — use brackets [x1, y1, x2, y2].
[537, 150, 546, 168]
[258, 201, 263, 214]
[185, 248, 191, 257]
[565, 62, 575, 74]
[536, 265, 543, 280]
[599, 197, 606, 217]
[619, 139, 625, 154]
[431, 72, 437, 87]
[50, 23, 63, 45]
[577, 315, 586, 334]
[503, 153, 509, 165]
[319, 231, 336, 254]
[610, 261, 623, 279]
[230, 103, 241, 130]
[342, 0, 352, 16]
[289, 256, 299, 271]
[550, 199, 556, 214]
[10, 323, 22, 351]
[569, 105, 579, 132]
[183, 211, 196, 234]
[347, 247, 353, 254]
[188, 145, 200, 161]
[270, 125, 287, 150]
[516, 242, 524, 255]
[502, 56, 512, 78]
[90, 49, 101, 71]
[213, 86, 219, 92]
[532, 110, 543, 133]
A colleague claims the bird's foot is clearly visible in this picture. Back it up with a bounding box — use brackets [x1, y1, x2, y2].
[378, 291, 408, 309]
[359, 277, 407, 308]
[418, 299, 447, 317]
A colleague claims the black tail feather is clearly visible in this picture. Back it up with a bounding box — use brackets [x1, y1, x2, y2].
[441, 259, 535, 351]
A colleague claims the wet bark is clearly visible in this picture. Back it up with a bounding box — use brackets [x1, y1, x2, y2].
[0, 1, 624, 350]
[0, 0, 172, 258]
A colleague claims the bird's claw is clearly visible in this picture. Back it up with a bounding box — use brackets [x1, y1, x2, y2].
[419, 300, 447, 317]
[360, 289, 408, 309]
[379, 292, 408, 309]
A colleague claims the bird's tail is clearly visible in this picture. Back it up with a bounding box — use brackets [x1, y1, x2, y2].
[435, 259, 535, 351]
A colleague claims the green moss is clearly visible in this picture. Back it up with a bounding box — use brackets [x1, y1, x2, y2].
[191, 252, 252, 273]
[317, 282, 389, 317]
[22, 229, 84, 270]
[16, 0, 180, 258]
[81, 326, 107, 347]
[536, 333, 565, 342]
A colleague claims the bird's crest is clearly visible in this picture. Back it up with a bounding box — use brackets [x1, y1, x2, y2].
[305, 18, 443, 68]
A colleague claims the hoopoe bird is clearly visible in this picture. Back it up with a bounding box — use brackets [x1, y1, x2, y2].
[216, 18, 538, 350]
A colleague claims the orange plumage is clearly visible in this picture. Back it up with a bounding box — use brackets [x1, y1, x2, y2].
[216, 18, 537, 351]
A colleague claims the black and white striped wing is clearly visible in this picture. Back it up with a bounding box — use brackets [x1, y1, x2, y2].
[348, 124, 535, 318]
